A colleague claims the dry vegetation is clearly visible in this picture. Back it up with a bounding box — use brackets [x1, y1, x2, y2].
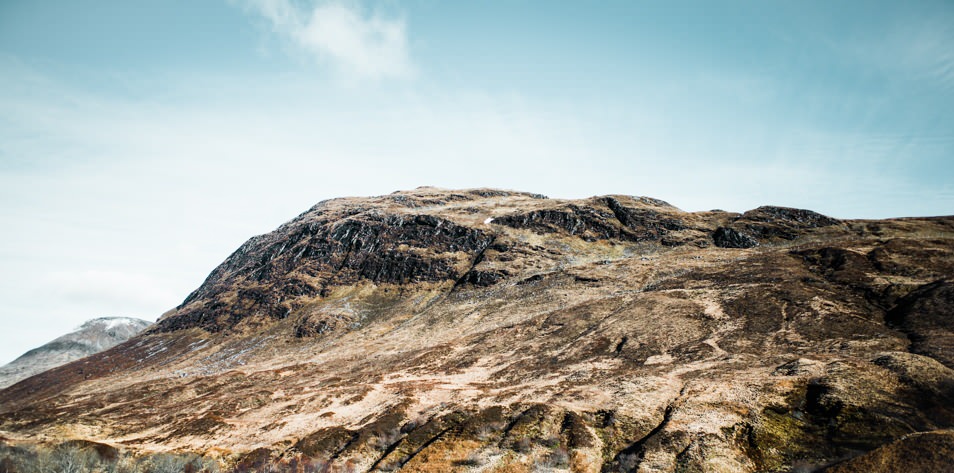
[2, 187, 953, 472]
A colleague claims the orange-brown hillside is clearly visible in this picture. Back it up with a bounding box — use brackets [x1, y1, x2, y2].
[2, 187, 953, 472]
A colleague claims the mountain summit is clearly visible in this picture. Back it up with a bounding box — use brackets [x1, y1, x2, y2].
[1, 188, 953, 472]
[0, 317, 151, 389]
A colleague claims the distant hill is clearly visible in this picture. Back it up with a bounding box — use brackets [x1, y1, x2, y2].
[0, 317, 151, 389]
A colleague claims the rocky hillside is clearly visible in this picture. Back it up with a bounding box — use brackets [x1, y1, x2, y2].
[1, 187, 952, 472]
[0, 317, 152, 389]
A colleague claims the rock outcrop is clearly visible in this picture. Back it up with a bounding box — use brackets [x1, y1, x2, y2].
[0, 187, 952, 472]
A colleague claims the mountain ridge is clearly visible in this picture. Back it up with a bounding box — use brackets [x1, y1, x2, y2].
[1, 187, 952, 472]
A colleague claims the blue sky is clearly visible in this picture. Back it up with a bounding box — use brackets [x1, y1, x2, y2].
[1, 0, 952, 364]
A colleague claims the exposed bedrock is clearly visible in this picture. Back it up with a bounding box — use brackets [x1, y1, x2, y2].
[3, 188, 952, 472]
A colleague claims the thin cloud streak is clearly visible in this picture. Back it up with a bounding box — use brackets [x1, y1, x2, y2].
[834, 13, 954, 92]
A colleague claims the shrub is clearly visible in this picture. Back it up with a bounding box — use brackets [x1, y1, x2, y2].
[0, 442, 221, 473]
[532, 446, 569, 471]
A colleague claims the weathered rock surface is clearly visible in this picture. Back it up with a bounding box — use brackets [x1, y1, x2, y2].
[0, 317, 151, 389]
[0, 187, 952, 472]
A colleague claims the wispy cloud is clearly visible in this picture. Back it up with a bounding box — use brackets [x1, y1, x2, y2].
[903, 19, 954, 91]
[833, 13, 954, 92]
[244, 0, 414, 80]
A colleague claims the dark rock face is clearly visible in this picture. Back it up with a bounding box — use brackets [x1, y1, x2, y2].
[713, 226, 759, 248]
[493, 204, 628, 242]
[603, 197, 688, 240]
[454, 268, 509, 287]
[742, 206, 841, 230]
[713, 205, 843, 247]
[293, 311, 356, 338]
[494, 200, 841, 250]
[154, 196, 907, 337]
[735, 205, 843, 240]
[158, 212, 494, 333]
[494, 197, 691, 244]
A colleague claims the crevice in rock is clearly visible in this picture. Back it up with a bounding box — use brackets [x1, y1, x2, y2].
[329, 432, 360, 462]
[609, 385, 686, 472]
[614, 405, 673, 465]
[614, 336, 628, 355]
[604, 198, 638, 237]
[496, 406, 536, 449]
[452, 236, 497, 290]
[368, 434, 407, 471]
[672, 439, 695, 470]
[560, 410, 596, 449]
[569, 303, 631, 346]
[395, 424, 455, 469]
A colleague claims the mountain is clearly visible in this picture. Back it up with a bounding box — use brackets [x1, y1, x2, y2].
[0, 317, 152, 389]
[1, 187, 953, 472]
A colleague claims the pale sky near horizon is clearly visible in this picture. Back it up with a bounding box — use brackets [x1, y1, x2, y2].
[1, 0, 952, 365]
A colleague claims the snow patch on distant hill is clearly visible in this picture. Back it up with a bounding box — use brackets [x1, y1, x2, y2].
[76, 317, 150, 332]
[0, 316, 152, 389]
